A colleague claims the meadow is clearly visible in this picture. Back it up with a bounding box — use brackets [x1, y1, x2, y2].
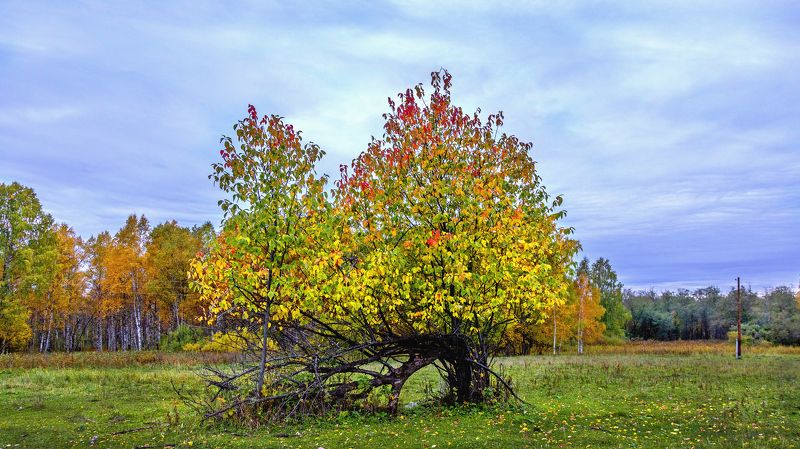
[1, 342, 799, 449]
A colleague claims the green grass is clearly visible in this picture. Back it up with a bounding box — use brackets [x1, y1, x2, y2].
[1, 350, 799, 448]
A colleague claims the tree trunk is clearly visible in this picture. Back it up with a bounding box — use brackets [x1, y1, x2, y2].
[134, 297, 143, 351]
[173, 299, 180, 329]
[255, 261, 275, 399]
[64, 319, 72, 353]
[96, 319, 103, 351]
[552, 307, 557, 355]
[453, 359, 472, 403]
[123, 318, 130, 351]
[255, 304, 271, 398]
[43, 310, 53, 353]
[578, 276, 585, 355]
[387, 355, 434, 415]
[107, 318, 115, 351]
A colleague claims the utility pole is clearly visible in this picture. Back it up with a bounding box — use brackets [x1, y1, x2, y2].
[578, 275, 585, 355]
[736, 276, 742, 360]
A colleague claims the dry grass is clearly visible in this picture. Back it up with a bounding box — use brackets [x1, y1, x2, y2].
[0, 350, 240, 369]
[3, 340, 798, 369]
[583, 340, 800, 355]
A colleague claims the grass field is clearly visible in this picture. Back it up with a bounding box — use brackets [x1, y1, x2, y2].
[1, 342, 799, 448]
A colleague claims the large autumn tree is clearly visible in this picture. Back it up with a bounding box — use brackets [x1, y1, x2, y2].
[326, 70, 578, 404]
[193, 71, 577, 419]
[0, 182, 57, 352]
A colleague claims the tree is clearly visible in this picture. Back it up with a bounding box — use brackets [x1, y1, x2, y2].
[626, 299, 677, 340]
[329, 69, 577, 405]
[586, 257, 630, 339]
[763, 287, 800, 345]
[501, 273, 604, 354]
[104, 215, 150, 350]
[192, 70, 578, 419]
[190, 105, 328, 399]
[575, 273, 606, 351]
[85, 231, 114, 350]
[796, 288, 800, 310]
[0, 182, 57, 352]
[28, 224, 86, 352]
[145, 220, 208, 331]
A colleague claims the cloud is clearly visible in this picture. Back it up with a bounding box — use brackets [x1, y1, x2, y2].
[0, 0, 798, 291]
[0, 105, 82, 126]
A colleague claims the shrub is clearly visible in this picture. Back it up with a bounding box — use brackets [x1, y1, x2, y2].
[727, 323, 768, 344]
[182, 329, 259, 352]
[159, 325, 206, 352]
[601, 335, 628, 346]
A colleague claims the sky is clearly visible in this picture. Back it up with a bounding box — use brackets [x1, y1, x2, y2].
[1, 1, 799, 292]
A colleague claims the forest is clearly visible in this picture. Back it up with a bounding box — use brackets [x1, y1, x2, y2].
[0, 182, 213, 353]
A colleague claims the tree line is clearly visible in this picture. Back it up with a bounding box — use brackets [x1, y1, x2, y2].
[520, 257, 800, 349]
[0, 181, 213, 352]
[625, 285, 800, 345]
